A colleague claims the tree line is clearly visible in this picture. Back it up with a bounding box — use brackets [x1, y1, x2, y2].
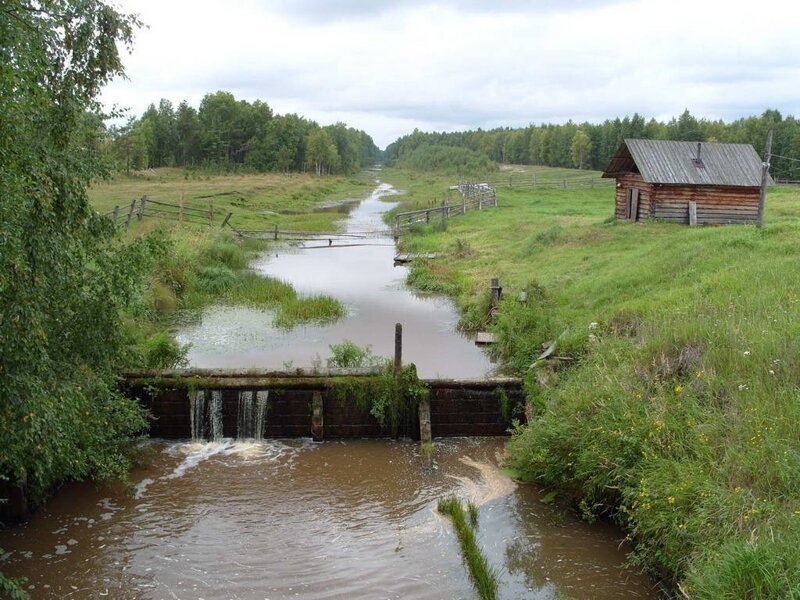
[110, 91, 382, 175]
[386, 109, 800, 180]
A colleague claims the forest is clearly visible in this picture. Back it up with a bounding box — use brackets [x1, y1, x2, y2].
[386, 109, 800, 179]
[108, 91, 382, 175]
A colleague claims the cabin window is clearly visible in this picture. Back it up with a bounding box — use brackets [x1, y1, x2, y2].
[627, 188, 640, 221]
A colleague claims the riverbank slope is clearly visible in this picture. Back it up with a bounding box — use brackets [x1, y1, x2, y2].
[385, 167, 800, 597]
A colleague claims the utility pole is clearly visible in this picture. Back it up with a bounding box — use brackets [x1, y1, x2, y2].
[756, 128, 773, 228]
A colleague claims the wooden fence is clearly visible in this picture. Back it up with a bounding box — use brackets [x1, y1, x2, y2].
[487, 174, 614, 190]
[98, 181, 499, 239]
[393, 183, 497, 232]
[99, 195, 232, 229]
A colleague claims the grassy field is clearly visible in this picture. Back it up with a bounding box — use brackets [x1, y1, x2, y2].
[384, 166, 800, 597]
[89, 168, 378, 231]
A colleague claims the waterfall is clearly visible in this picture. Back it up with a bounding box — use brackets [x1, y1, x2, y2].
[237, 391, 254, 439]
[190, 390, 206, 441]
[210, 390, 223, 441]
[255, 390, 269, 441]
[190, 389, 268, 442]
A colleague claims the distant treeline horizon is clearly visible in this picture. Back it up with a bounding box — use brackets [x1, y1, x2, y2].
[385, 109, 800, 179]
[108, 91, 382, 175]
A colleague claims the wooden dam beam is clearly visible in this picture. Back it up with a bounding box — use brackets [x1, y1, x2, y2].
[121, 369, 525, 441]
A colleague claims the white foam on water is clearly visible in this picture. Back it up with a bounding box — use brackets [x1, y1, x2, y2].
[445, 456, 517, 507]
[158, 438, 317, 482]
[133, 478, 155, 500]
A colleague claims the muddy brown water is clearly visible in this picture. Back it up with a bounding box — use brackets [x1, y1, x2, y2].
[0, 438, 656, 599]
[176, 182, 494, 378]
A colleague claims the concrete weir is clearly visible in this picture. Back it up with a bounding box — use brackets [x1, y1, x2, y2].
[121, 368, 525, 441]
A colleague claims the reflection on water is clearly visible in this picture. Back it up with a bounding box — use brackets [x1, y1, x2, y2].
[177, 182, 494, 378]
[0, 439, 656, 599]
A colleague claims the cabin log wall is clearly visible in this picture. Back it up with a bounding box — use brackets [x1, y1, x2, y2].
[651, 184, 759, 225]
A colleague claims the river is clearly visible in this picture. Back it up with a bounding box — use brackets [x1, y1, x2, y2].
[0, 439, 655, 599]
[175, 182, 493, 378]
[0, 181, 658, 599]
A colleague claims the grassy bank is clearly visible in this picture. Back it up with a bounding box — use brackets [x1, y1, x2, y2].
[386, 166, 800, 596]
[89, 169, 373, 368]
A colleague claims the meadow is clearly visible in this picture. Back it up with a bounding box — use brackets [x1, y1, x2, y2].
[382, 166, 800, 598]
[89, 168, 378, 231]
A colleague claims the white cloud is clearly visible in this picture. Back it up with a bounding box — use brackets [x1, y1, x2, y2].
[102, 0, 800, 148]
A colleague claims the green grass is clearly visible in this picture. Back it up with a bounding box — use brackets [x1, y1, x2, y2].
[273, 295, 347, 329]
[438, 496, 499, 600]
[391, 175, 800, 597]
[89, 167, 376, 231]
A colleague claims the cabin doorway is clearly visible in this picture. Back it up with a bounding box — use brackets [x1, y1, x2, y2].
[627, 188, 640, 221]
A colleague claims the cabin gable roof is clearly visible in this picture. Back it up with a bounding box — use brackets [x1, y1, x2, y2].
[602, 139, 770, 187]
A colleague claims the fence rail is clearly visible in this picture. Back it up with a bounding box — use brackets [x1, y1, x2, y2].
[487, 174, 614, 190]
[393, 183, 497, 232]
[98, 181, 500, 239]
[97, 195, 231, 229]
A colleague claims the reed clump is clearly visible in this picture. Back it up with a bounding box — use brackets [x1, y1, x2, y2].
[437, 496, 498, 600]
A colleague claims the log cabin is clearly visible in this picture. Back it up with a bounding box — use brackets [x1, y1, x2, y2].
[602, 139, 771, 225]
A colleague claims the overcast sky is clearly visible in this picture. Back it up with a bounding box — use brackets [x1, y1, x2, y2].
[101, 0, 800, 149]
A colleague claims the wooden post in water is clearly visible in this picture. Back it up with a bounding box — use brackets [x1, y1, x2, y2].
[311, 391, 324, 441]
[394, 323, 402, 376]
[418, 396, 432, 450]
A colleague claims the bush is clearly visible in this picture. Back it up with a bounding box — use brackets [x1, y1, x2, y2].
[142, 332, 190, 369]
[194, 265, 239, 294]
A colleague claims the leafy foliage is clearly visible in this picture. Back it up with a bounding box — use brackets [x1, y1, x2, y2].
[0, 0, 151, 525]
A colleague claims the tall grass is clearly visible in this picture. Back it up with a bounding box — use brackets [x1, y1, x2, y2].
[394, 180, 800, 597]
[437, 496, 498, 600]
[273, 295, 346, 329]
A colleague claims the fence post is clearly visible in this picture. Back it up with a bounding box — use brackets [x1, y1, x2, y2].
[207, 198, 213, 226]
[179, 192, 185, 224]
[509, 175, 512, 188]
[221, 212, 232, 228]
[426, 209, 430, 224]
[125, 198, 136, 228]
[490, 278, 502, 315]
[274, 224, 278, 240]
[111, 205, 119, 224]
[563, 178, 567, 189]
[137, 196, 146, 221]
[533, 174, 536, 188]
